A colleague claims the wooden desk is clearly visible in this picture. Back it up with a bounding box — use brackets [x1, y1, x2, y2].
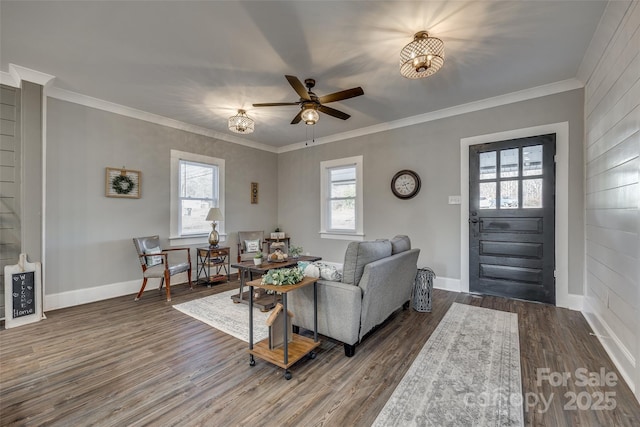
[230, 255, 321, 311]
[195, 246, 230, 286]
[247, 275, 320, 380]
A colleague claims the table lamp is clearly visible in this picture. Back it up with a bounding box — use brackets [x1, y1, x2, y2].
[205, 208, 224, 247]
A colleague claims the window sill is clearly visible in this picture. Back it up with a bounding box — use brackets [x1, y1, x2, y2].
[319, 231, 364, 241]
[169, 233, 227, 247]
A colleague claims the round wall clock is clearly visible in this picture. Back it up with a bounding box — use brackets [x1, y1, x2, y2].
[391, 170, 421, 199]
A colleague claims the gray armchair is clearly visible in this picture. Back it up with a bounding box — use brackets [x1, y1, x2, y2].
[237, 230, 264, 262]
[132, 235, 192, 302]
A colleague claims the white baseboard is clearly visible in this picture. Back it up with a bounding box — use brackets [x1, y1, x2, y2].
[433, 276, 461, 293]
[582, 298, 636, 397]
[557, 293, 584, 311]
[44, 278, 162, 311]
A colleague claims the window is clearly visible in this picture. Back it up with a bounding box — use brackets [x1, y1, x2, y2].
[170, 150, 225, 245]
[320, 156, 363, 240]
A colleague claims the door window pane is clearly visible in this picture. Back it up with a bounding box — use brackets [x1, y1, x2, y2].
[500, 149, 519, 178]
[523, 145, 543, 176]
[479, 182, 496, 209]
[479, 151, 496, 180]
[500, 180, 519, 208]
[523, 179, 543, 208]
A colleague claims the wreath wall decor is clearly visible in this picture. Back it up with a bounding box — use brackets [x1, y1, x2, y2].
[105, 167, 141, 198]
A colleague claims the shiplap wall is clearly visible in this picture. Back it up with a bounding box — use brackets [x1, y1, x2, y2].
[579, 1, 639, 399]
[0, 85, 21, 320]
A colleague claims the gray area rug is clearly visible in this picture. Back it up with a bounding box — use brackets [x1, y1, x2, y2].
[173, 289, 269, 342]
[373, 303, 523, 427]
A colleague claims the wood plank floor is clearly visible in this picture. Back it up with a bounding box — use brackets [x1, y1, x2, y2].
[1, 282, 639, 426]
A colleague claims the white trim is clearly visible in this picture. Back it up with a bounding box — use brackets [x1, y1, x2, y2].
[583, 298, 637, 395]
[168, 233, 228, 247]
[0, 71, 19, 88]
[319, 232, 365, 241]
[460, 122, 571, 308]
[433, 276, 461, 293]
[47, 86, 278, 153]
[8, 64, 55, 88]
[45, 279, 141, 311]
[169, 150, 225, 241]
[319, 155, 364, 240]
[279, 78, 583, 153]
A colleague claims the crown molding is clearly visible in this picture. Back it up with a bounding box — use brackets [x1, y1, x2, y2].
[0, 71, 20, 88]
[8, 64, 56, 88]
[278, 78, 584, 153]
[2, 62, 582, 155]
[47, 86, 279, 153]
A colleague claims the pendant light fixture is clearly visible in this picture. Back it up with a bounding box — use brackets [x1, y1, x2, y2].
[400, 31, 445, 79]
[228, 109, 255, 134]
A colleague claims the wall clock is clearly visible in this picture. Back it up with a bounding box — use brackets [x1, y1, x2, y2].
[391, 170, 421, 199]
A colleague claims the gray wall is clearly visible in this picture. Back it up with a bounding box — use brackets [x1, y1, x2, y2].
[45, 98, 278, 294]
[580, 1, 639, 400]
[277, 89, 585, 295]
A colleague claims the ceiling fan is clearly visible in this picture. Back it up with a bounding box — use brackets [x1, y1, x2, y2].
[253, 75, 364, 125]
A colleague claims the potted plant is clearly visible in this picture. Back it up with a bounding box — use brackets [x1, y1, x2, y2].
[289, 246, 303, 259]
[253, 251, 263, 265]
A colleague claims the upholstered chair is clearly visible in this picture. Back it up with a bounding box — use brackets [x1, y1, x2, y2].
[132, 235, 192, 302]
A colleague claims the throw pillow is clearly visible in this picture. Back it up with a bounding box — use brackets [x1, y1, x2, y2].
[297, 261, 311, 270]
[303, 263, 320, 278]
[145, 246, 163, 267]
[314, 262, 342, 281]
[390, 235, 411, 254]
[244, 239, 261, 252]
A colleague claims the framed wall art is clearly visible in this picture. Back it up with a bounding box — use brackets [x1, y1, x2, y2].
[105, 167, 141, 198]
[251, 182, 258, 204]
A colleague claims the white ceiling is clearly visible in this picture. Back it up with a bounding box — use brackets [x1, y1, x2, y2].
[1, 1, 607, 148]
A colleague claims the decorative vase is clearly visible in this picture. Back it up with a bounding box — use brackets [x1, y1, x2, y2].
[253, 258, 262, 266]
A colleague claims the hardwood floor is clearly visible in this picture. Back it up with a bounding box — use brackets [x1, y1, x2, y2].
[1, 282, 639, 426]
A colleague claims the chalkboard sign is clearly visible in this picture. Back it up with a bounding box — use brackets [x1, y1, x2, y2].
[12, 271, 36, 318]
[4, 253, 43, 328]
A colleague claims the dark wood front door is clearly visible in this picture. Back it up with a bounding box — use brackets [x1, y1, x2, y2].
[469, 134, 556, 304]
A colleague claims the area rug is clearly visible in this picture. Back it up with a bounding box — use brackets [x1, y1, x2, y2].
[173, 289, 269, 343]
[373, 303, 523, 427]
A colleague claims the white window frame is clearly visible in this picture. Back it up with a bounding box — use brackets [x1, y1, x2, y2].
[320, 155, 364, 241]
[170, 150, 225, 246]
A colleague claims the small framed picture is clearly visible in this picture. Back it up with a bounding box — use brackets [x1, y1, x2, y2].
[251, 182, 258, 204]
[106, 167, 141, 198]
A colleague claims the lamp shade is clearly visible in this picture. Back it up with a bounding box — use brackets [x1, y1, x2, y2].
[400, 31, 445, 79]
[301, 107, 319, 125]
[205, 207, 224, 221]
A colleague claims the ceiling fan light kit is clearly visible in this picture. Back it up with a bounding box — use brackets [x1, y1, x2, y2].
[400, 31, 445, 79]
[228, 109, 255, 134]
[301, 107, 320, 125]
[253, 75, 364, 125]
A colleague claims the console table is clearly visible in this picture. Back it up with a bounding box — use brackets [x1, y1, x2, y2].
[247, 275, 320, 380]
[231, 255, 321, 311]
[195, 246, 230, 286]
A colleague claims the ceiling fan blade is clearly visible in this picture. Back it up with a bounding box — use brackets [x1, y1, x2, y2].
[318, 87, 364, 104]
[318, 105, 351, 120]
[285, 75, 312, 101]
[290, 110, 303, 124]
[252, 102, 299, 107]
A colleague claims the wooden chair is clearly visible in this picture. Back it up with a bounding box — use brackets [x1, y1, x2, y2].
[132, 235, 192, 302]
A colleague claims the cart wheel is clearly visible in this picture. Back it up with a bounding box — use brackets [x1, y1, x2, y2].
[249, 356, 255, 367]
[284, 370, 292, 380]
[309, 352, 316, 359]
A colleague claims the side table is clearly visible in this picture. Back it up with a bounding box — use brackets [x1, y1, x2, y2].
[196, 246, 230, 286]
[247, 275, 320, 380]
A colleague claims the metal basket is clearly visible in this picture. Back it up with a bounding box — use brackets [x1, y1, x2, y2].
[412, 267, 435, 312]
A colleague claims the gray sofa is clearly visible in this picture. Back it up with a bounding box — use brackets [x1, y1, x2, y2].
[288, 235, 419, 357]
